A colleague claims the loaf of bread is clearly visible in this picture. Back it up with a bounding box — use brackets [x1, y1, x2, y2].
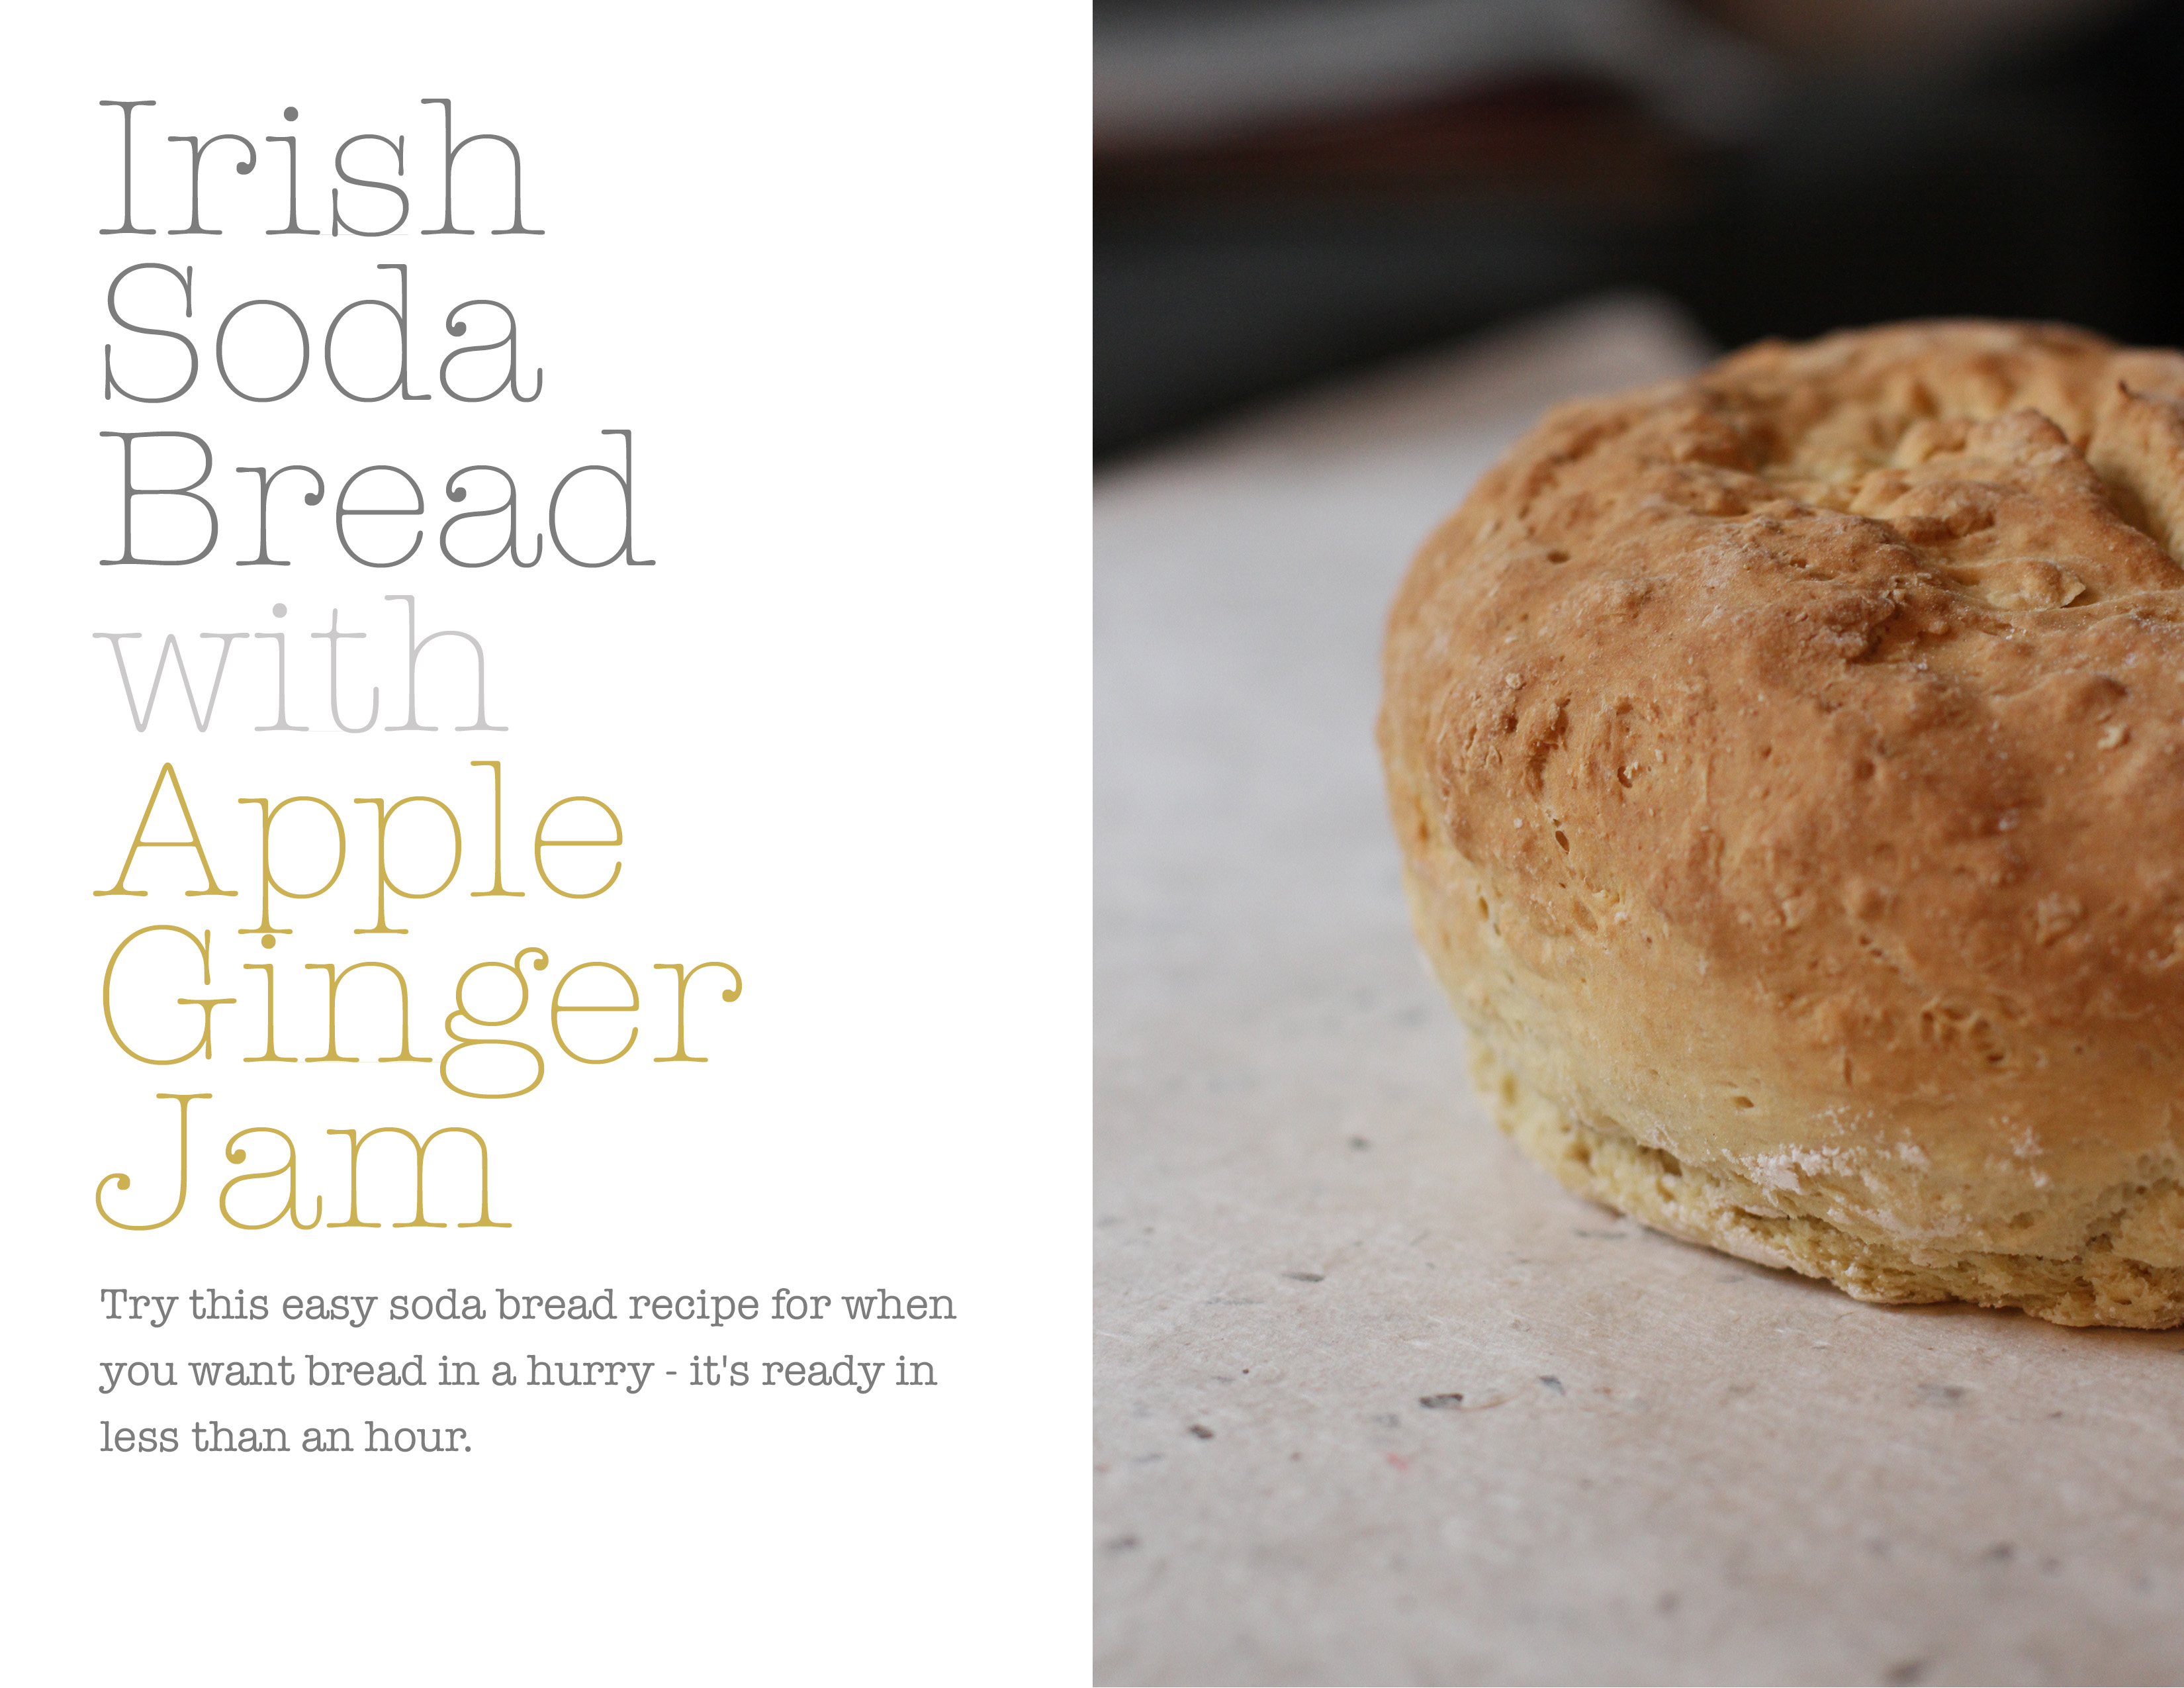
[1379, 322, 2184, 1327]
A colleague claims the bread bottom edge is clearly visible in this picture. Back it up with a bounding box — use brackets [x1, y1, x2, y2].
[1471, 1041, 2184, 1330]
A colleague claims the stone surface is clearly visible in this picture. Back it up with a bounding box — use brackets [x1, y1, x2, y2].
[1094, 296, 2184, 1686]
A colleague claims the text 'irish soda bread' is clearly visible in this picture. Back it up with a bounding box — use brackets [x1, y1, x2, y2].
[1379, 322, 2184, 1327]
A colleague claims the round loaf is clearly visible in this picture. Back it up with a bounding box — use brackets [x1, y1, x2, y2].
[1379, 321, 2184, 1327]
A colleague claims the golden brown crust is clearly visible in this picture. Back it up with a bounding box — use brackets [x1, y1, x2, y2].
[1379, 321, 2184, 1327]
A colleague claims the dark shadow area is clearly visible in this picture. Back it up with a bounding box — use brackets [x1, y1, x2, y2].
[1098, 0, 2184, 457]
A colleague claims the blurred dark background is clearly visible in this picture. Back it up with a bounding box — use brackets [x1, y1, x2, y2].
[1096, 0, 2184, 457]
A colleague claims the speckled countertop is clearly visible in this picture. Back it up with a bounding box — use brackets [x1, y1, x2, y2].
[1093, 296, 2184, 1687]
